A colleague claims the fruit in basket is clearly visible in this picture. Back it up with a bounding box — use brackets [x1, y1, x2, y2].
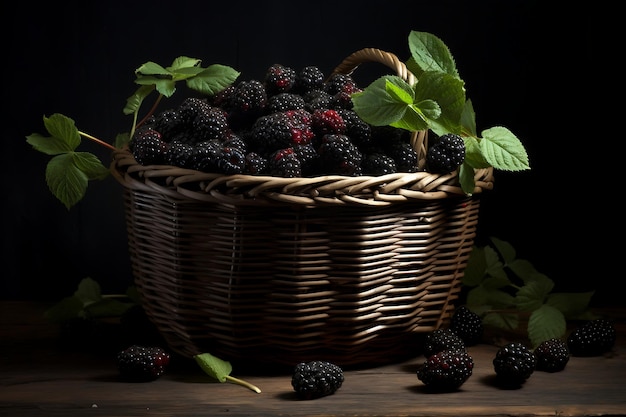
[534, 338, 569, 372]
[426, 133, 466, 174]
[291, 360, 344, 400]
[417, 349, 474, 391]
[26, 30, 529, 210]
[116, 345, 170, 382]
[567, 318, 616, 356]
[492, 342, 536, 387]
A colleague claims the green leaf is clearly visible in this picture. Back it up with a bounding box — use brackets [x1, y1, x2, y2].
[135, 61, 171, 76]
[478, 126, 530, 171]
[186, 64, 240, 96]
[74, 277, 102, 304]
[546, 291, 595, 319]
[515, 278, 554, 312]
[507, 258, 538, 281]
[84, 298, 134, 318]
[194, 353, 261, 393]
[490, 236, 516, 263]
[458, 162, 476, 195]
[123, 85, 155, 116]
[413, 71, 465, 136]
[43, 114, 81, 151]
[460, 99, 477, 137]
[463, 136, 490, 169]
[351, 76, 418, 127]
[46, 154, 89, 209]
[527, 305, 566, 348]
[26, 133, 73, 155]
[167, 56, 203, 72]
[461, 246, 486, 287]
[407, 30, 459, 78]
[44, 295, 85, 323]
[483, 311, 519, 332]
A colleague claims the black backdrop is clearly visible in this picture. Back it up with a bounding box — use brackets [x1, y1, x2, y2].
[3, 1, 615, 306]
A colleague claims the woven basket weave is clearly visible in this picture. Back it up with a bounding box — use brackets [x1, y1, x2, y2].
[110, 48, 494, 368]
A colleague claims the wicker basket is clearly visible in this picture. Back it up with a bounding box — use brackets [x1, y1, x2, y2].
[110, 48, 494, 368]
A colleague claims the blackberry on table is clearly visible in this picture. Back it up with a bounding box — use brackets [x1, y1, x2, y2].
[493, 342, 536, 387]
[534, 338, 570, 372]
[567, 318, 616, 356]
[417, 349, 474, 392]
[423, 328, 466, 357]
[426, 133, 465, 174]
[449, 305, 484, 346]
[291, 360, 344, 400]
[116, 345, 170, 382]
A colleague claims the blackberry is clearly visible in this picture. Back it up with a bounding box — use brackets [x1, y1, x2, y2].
[449, 305, 484, 346]
[303, 89, 333, 112]
[216, 146, 246, 174]
[291, 360, 344, 400]
[294, 66, 325, 94]
[149, 108, 184, 140]
[264, 64, 297, 96]
[190, 139, 222, 172]
[417, 349, 474, 392]
[423, 328, 466, 357]
[130, 127, 168, 165]
[493, 342, 536, 387]
[222, 133, 248, 154]
[567, 318, 616, 356]
[191, 104, 230, 142]
[249, 111, 313, 155]
[311, 109, 346, 137]
[244, 152, 268, 175]
[266, 93, 306, 113]
[361, 152, 397, 176]
[324, 73, 358, 96]
[116, 345, 170, 382]
[165, 140, 195, 169]
[268, 148, 302, 178]
[226, 79, 268, 129]
[335, 108, 372, 149]
[387, 139, 419, 173]
[293, 143, 321, 176]
[317, 134, 363, 176]
[426, 133, 465, 174]
[534, 338, 570, 372]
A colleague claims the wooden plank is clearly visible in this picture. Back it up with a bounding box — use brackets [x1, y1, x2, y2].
[1, 301, 625, 417]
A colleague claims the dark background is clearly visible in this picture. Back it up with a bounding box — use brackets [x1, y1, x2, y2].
[3, 1, 616, 306]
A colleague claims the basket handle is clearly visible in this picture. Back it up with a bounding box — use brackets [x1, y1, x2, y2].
[331, 48, 428, 169]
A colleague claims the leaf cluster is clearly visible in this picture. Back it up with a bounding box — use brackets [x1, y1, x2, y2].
[26, 58, 239, 209]
[44, 277, 137, 323]
[462, 237, 596, 348]
[351, 31, 531, 194]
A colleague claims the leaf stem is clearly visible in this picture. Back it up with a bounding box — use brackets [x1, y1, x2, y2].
[78, 131, 116, 151]
[224, 375, 262, 393]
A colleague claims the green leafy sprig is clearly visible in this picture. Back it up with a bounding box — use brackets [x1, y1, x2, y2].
[351, 31, 530, 194]
[194, 352, 262, 393]
[26, 57, 239, 209]
[462, 237, 596, 348]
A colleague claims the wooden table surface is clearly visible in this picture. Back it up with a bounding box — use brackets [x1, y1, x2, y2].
[1, 301, 625, 417]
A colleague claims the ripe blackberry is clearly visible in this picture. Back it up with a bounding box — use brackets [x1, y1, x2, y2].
[426, 133, 465, 174]
[317, 134, 363, 176]
[335, 108, 372, 149]
[130, 127, 168, 165]
[567, 318, 616, 356]
[324, 73, 358, 96]
[387, 139, 418, 173]
[244, 152, 268, 175]
[534, 338, 570, 372]
[303, 89, 333, 112]
[293, 143, 321, 177]
[226, 79, 268, 129]
[361, 152, 397, 176]
[116, 345, 170, 382]
[294, 66, 325, 94]
[417, 349, 474, 392]
[493, 342, 536, 387]
[311, 109, 346, 136]
[423, 328, 466, 357]
[266, 93, 306, 113]
[190, 139, 222, 172]
[268, 148, 302, 178]
[166, 140, 195, 169]
[149, 108, 184, 140]
[191, 104, 230, 142]
[264, 64, 297, 96]
[291, 360, 344, 400]
[216, 146, 246, 174]
[449, 305, 484, 346]
[249, 111, 313, 155]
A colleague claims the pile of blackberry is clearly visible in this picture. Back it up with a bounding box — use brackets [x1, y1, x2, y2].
[129, 63, 464, 177]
